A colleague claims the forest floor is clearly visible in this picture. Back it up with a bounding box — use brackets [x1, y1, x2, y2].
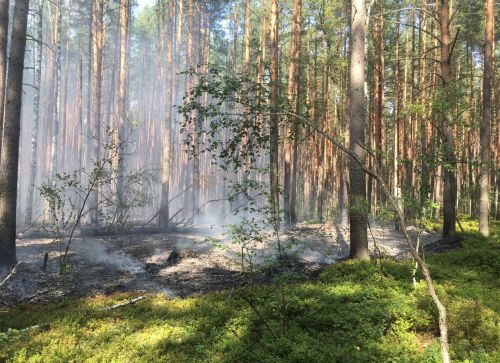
[0, 220, 498, 362]
[0, 222, 440, 307]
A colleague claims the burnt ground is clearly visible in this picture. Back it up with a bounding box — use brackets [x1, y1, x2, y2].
[0, 223, 440, 307]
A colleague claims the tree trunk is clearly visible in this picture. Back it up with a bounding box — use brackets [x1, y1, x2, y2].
[419, 0, 430, 214]
[49, 0, 62, 178]
[0, 0, 9, 156]
[159, 0, 174, 228]
[480, 0, 493, 236]
[244, 0, 251, 77]
[60, 0, 73, 173]
[348, 0, 369, 260]
[0, 0, 29, 266]
[284, 0, 302, 226]
[89, 0, 104, 224]
[25, 0, 44, 224]
[440, 0, 457, 240]
[393, 11, 401, 230]
[77, 49, 84, 198]
[116, 0, 128, 213]
[269, 0, 280, 223]
[373, 0, 385, 205]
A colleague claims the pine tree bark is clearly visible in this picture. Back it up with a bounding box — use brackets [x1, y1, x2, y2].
[0, 0, 29, 266]
[349, 0, 369, 260]
[480, 0, 494, 236]
[440, 0, 457, 240]
[373, 0, 385, 204]
[244, 0, 251, 77]
[393, 11, 401, 230]
[419, 0, 430, 212]
[159, 0, 174, 228]
[284, 0, 302, 226]
[89, 0, 104, 224]
[269, 0, 280, 223]
[49, 0, 62, 178]
[116, 0, 128, 210]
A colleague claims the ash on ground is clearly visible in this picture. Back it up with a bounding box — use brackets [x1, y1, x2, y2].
[0, 223, 439, 307]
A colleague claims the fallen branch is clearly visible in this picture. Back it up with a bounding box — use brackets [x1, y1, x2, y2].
[19, 324, 42, 332]
[284, 111, 450, 363]
[100, 296, 145, 311]
[0, 262, 22, 288]
[1, 323, 48, 336]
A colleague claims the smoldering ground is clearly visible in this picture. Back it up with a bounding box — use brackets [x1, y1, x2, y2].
[0, 223, 438, 307]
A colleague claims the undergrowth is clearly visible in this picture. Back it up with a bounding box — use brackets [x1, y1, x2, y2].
[0, 221, 498, 362]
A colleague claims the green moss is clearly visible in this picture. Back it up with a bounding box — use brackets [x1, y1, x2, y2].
[1, 221, 498, 362]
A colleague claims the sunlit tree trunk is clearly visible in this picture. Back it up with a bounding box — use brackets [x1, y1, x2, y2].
[392, 11, 401, 229]
[77, 48, 84, 195]
[349, 0, 369, 260]
[373, 0, 385, 205]
[0, 0, 29, 265]
[25, 0, 45, 224]
[419, 0, 430, 214]
[269, 0, 280, 222]
[86, 1, 92, 184]
[61, 0, 73, 173]
[480, 0, 494, 236]
[159, 0, 174, 228]
[116, 0, 129, 213]
[284, 0, 302, 226]
[258, 0, 266, 89]
[244, 0, 251, 77]
[49, 0, 62, 178]
[89, 0, 105, 224]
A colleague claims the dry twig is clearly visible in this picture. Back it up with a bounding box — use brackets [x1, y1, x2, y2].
[0, 262, 22, 288]
[100, 296, 145, 311]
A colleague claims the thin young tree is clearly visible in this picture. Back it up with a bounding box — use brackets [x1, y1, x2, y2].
[349, 0, 369, 260]
[0, 0, 30, 265]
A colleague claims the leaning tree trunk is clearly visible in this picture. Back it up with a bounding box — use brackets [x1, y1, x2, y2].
[348, 0, 369, 260]
[480, 0, 494, 236]
[0, 0, 29, 266]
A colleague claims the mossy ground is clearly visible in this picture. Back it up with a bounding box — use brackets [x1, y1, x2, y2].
[1, 221, 499, 362]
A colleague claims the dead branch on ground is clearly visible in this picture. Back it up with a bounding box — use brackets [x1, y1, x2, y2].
[100, 296, 145, 311]
[0, 262, 22, 288]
